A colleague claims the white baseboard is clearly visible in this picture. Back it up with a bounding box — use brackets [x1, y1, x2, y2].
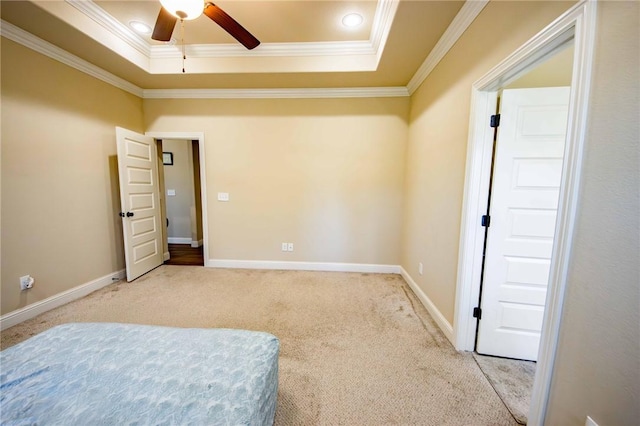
[168, 237, 192, 244]
[400, 267, 455, 345]
[207, 259, 401, 274]
[163, 251, 170, 261]
[0, 269, 126, 331]
[190, 239, 203, 248]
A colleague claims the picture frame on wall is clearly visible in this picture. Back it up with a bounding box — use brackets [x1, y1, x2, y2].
[163, 152, 173, 165]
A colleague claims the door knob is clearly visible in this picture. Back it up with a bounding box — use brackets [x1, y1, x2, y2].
[126, 212, 134, 217]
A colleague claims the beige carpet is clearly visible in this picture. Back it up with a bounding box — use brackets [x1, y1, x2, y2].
[473, 353, 536, 425]
[1, 266, 517, 425]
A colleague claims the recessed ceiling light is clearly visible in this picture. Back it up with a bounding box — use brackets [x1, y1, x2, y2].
[129, 21, 152, 35]
[342, 13, 363, 28]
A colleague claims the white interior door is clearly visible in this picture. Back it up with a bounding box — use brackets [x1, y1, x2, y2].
[476, 87, 570, 361]
[116, 127, 163, 281]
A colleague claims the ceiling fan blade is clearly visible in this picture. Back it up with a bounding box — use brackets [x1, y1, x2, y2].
[203, 3, 260, 50]
[152, 7, 177, 42]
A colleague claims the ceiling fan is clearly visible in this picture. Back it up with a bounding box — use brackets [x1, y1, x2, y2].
[151, 0, 260, 50]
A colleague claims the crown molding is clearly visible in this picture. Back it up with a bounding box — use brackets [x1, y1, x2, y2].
[142, 87, 409, 99]
[66, 0, 150, 58]
[1, 20, 406, 99]
[2, 0, 483, 100]
[65, 0, 399, 73]
[150, 40, 375, 59]
[370, 0, 400, 62]
[406, 0, 489, 95]
[0, 20, 144, 98]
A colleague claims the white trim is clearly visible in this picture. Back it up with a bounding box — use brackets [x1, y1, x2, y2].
[1, 21, 406, 101]
[191, 239, 203, 248]
[66, 0, 150, 57]
[69, 0, 394, 60]
[0, 269, 125, 331]
[167, 237, 192, 244]
[38, 0, 397, 75]
[407, 0, 489, 95]
[452, 1, 597, 425]
[370, 0, 400, 63]
[164, 251, 171, 261]
[400, 267, 455, 345]
[529, 2, 597, 424]
[207, 259, 401, 274]
[142, 87, 409, 99]
[0, 20, 143, 97]
[151, 40, 376, 59]
[453, 89, 498, 351]
[0, 20, 408, 100]
[146, 132, 209, 267]
[2, 0, 476, 101]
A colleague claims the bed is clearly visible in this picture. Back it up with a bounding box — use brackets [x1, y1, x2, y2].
[0, 323, 279, 425]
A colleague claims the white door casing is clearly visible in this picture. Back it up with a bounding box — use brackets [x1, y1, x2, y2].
[476, 87, 570, 361]
[453, 2, 596, 422]
[116, 127, 163, 281]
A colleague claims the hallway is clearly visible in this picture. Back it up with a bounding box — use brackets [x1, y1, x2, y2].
[164, 244, 203, 266]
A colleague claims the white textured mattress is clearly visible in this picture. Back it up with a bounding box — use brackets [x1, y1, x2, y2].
[0, 323, 279, 425]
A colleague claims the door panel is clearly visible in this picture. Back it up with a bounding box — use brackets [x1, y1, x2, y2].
[476, 87, 570, 360]
[116, 127, 163, 281]
[513, 159, 563, 187]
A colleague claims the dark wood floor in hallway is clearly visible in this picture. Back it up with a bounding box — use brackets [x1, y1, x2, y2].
[165, 244, 204, 266]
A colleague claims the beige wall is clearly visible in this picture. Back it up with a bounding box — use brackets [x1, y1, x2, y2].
[144, 97, 409, 264]
[402, 0, 575, 323]
[1, 38, 144, 315]
[2, 7, 637, 423]
[163, 139, 195, 240]
[506, 44, 574, 89]
[545, 1, 640, 424]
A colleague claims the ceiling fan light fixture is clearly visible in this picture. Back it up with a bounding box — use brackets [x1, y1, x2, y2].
[159, 0, 204, 20]
[342, 13, 363, 28]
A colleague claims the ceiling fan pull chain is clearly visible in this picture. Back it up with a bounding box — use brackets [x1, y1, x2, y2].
[181, 19, 186, 73]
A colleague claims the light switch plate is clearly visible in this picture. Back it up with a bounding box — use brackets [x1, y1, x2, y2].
[167, 189, 176, 196]
[217, 192, 229, 201]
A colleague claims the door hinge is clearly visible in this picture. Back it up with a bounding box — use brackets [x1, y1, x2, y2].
[481, 215, 491, 227]
[490, 114, 501, 128]
[473, 307, 482, 319]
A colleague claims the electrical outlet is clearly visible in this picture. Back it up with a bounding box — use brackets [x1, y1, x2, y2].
[20, 275, 34, 291]
[419, 262, 423, 275]
[287, 243, 294, 252]
[281, 243, 288, 252]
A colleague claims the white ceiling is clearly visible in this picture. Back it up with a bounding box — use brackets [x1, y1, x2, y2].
[0, 0, 482, 93]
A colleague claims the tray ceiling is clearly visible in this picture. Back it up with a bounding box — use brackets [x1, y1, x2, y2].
[0, 1, 474, 91]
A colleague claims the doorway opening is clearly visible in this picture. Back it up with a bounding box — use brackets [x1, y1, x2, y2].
[453, 1, 596, 424]
[158, 139, 204, 266]
[470, 45, 574, 425]
[148, 132, 209, 268]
